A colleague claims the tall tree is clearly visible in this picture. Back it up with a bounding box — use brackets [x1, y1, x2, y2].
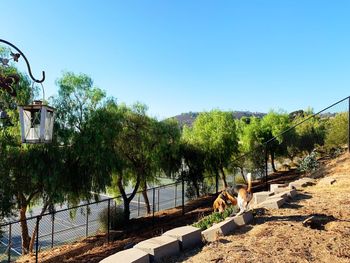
[53, 71, 106, 143]
[183, 110, 238, 188]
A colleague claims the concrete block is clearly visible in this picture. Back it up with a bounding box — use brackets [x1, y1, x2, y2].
[201, 217, 237, 242]
[100, 248, 150, 263]
[259, 197, 285, 209]
[253, 191, 274, 204]
[270, 184, 288, 192]
[134, 236, 179, 262]
[163, 226, 202, 250]
[273, 187, 290, 194]
[286, 189, 297, 198]
[267, 192, 288, 201]
[232, 211, 253, 226]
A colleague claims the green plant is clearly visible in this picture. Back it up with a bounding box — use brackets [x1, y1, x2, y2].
[298, 151, 319, 173]
[98, 206, 125, 231]
[193, 205, 238, 230]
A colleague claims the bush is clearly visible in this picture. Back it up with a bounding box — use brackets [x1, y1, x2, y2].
[98, 206, 125, 231]
[192, 205, 238, 230]
[298, 151, 319, 173]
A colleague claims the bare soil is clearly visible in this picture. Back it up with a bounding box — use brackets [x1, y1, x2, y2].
[169, 153, 350, 263]
[17, 153, 350, 263]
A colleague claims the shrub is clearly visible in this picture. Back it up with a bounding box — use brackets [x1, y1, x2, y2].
[298, 151, 319, 173]
[193, 205, 238, 230]
[98, 206, 125, 231]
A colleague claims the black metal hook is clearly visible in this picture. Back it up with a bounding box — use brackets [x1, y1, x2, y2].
[0, 39, 45, 83]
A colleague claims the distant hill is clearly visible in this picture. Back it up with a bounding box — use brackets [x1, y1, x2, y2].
[172, 111, 266, 127]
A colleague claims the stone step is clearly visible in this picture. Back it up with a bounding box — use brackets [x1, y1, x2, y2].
[134, 236, 180, 262]
[253, 191, 275, 205]
[163, 226, 202, 250]
[99, 248, 150, 263]
[201, 217, 237, 242]
[259, 197, 285, 209]
[231, 211, 254, 226]
[270, 183, 288, 192]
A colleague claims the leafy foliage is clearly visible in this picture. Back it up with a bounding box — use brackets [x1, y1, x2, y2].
[324, 112, 348, 150]
[193, 205, 238, 230]
[98, 205, 125, 231]
[298, 151, 319, 173]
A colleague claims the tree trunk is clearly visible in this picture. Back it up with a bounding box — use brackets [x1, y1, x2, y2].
[123, 201, 130, 223]
[141, 181, 151, 214]
[28, 201, 50, 253]
[192, 179, 200, 198]
[220, 167, 228, 188]
[19, 206, 30, 255]
[117, 173, 142, 222]
[271, 151, 277, 172]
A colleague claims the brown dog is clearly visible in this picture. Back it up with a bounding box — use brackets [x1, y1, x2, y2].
[213, 188, 237, 212]
[213, 173, 253, 214]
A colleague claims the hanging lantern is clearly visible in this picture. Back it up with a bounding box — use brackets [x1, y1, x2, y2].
[19, 100, 55, 143]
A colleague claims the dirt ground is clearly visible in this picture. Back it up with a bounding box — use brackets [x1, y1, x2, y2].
[168, 153, 350, 263]
[17, 153, 350, 263]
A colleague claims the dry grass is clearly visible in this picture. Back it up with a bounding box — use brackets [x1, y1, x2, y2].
[169, 153, 350, 263]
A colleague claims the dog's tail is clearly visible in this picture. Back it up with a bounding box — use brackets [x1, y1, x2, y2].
[247, 173, 252, 192]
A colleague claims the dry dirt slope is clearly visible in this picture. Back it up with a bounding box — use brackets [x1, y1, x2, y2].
[170, 153, 350, 263]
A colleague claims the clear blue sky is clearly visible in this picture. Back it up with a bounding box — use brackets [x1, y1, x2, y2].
[1, 1, 349, 119]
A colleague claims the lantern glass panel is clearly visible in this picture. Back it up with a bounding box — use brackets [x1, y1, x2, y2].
[19, 104, 55, 143]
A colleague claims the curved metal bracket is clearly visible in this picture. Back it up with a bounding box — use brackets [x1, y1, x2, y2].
[0, 39, 45, 83]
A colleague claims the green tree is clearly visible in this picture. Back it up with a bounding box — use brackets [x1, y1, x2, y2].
[53, 71, 106, 143]
[183, 110, 238, 188]
[324, 112, 348, 150]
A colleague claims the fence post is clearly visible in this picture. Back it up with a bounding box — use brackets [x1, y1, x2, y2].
[137, 193, 140, 217]
[152, 188, 155, 222]
[107, 199, 111, 243]
[35, 217, 40, 263]
[265, 144, 269, 191]
[8, 223, 11, 262]
[157, 187, 160, 211]
[348, 96, 350, 153]
[86, 205, 89, 237]
[182, 177, 185, 215]
[51, 212, 55, 248]
[174, 183, 177, 208]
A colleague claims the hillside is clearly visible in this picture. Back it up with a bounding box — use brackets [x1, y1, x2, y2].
[170, 153, 350, 263]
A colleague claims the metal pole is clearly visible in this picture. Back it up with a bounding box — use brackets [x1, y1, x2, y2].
[265, 145, 269, 191]
[152, 188, 155, 221]
[174, 183, 177, 208]
[182, 177, 185, 215]
[86, 205, 89, 237]
[8, 223, 11, 262]
[157, 187, 160, 211]
[348, 96, 350, 153]
[51, 212, 55, 248]
[137, 193, 140, 217]
[35, 217, 40, 263]
[107, 199, 111, 243]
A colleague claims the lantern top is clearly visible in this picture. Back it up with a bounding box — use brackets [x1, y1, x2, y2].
[19, 100, 55, 112]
